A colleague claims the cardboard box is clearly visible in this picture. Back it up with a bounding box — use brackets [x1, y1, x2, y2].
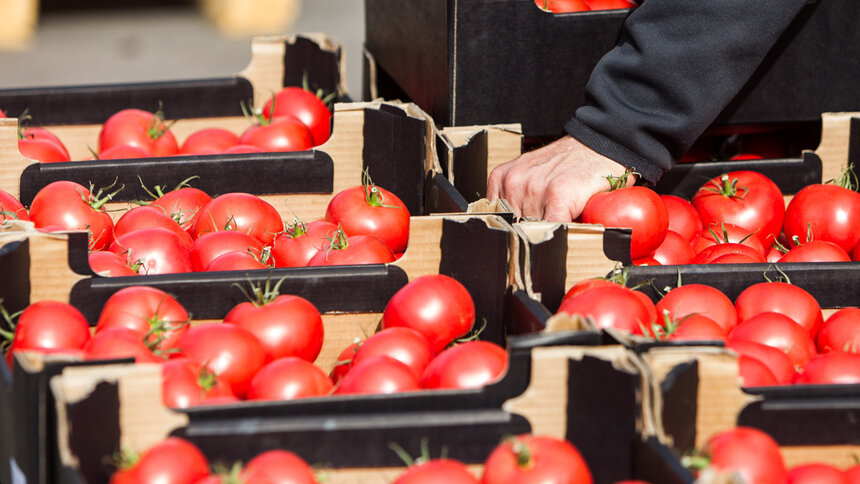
[364, 0, 860, 139]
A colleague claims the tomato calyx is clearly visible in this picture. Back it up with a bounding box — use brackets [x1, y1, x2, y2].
[300, 71, 338, 110]
[209, 461, 247, 484]
[15, 109, 34, 140]
[241, 98, 273, 127]
[826, 163, 858, 190]
[136, 175, 201, 203]
[506, 436, 536, 469]
[145, 103, 176, 141]
[111, 447, 140, 473]
[706, 222, 758, 246]
[647, 310, 695, 341]
[703, 174, 748, 200]
[680, 452, 711, 472]
[361, 169, 399, 208]
[388, 438, 444, 468]
[234, 275, 289, 308]
[0, 301, 23, 351]
[604, 169, 639, 191]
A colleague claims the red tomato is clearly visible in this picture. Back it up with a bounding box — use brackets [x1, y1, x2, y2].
[98, 144, 152, 160]
[650, 230, 695, 265]
[246, 356, 333, 401]
[222, 144, 266, 154]
[125, 437, 210, 484]
[179, 127, 239, 155]
[692, 243, 767, 265]
[655, 284, 737, 334]
[632, 256, 660, 266]
[558, 284, 650, 335]
[306, 231, 396, 266]
[783, 183, 860, 253]
[190, 230, 266, 272]
[150, 187, 213, 234]
[560, 278, 621, 307]
[482, 434, 593, 484]
[176, 323, 266, 398]
[853, 239, 860, 261]
[88, 251, 137, 277]
[737, 355, 779, 387]
[817, 307, 860, 353]
[702, 427, 787, 484]
[787, 463, 851, 484]
[0, 189, 29, 222]
[18, 137, 70, 163]
[20, 126, 70, 159]
[692, 171, 785, 245]
[95, 285, 189, 352]
[239, 116, 314, 152]
[663, 314, 726, 342]
[224, 294, 324, 363]
[660, 195, 704, 244]
[846, 466, 860, 484]
[325, 184, 411, 254]
[728, 312, 817, 369]
[204, 250, 269, 271]
[261, 87, 333, 146]
[7, 301, 91, 361]
[727, 340, 796, 385]
[692, 222, 766, 256]
[161, 357, 235, 408]
[794, 352, 860, 385]
[271, 220, 339, 267]
[333, 355, 419, 395]
[109, 227, 193, 275]
[241, 449, 319, 484]
[99, 108, 179, 157]
[735, 282, 823, 338]
[421, 341, 508, 390]
[586, 0, 636, 9]
[352, 327, 433, 381]
[394, 459, 479, 484]
[191, 192, 283, 245]
[381, 274, 476, 354]
[84, 326, 164, 364]
[113, 205, 193, 250]
[330, 341, 359, 385]
[581, 186, 669, 259]
[778, 240, 852, 263]
[29, 181, 115, 251]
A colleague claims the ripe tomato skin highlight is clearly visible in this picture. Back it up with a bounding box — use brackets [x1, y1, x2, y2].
[189, 230, 266, 272]
[325, 184, 411, 254]
[126, 437, 210, 484]
[558, 285, 651, 335]
[660, 195, 703, 244]
[150, 187, 213, 234]
[246, 356, 333, 401]
[272, 220, 338, 267]
[161, 357, 234, 408]
[581, 186, 669, 259]
[734, 282, 823, 338]
[241, 449, 319, 484]
[481, 434, 594, 484]
[778, 240, 852, 263]
[727, 340, 796, 385]
[96, 285, 189, 352]
[394, 459, 479, 484]
[728, 312, 817, 369]
[84, 327, 164, 364]
[261, 86, 333, 146]
[650, 230, 695, 265]
[109, 227, 193, 275]
[787, 463, 851, 484]
[693, 222, 766, 256]
[20, 126, 71, 160]
[88, 251, 137, 277]
[352, 327, 433, 381]
[702, 427, 787, 484]
[113, 205, 193, 250]
[8, 301, 91, 359]
[794, 352, 860, 385]
[179, 127, 239, 155]
[19, 137, 71, 163]
[381, 274, 476, 354]
[783, 183, 860, 253]
[307, 233, 396, 266]
[239, 116, 314, 152]
[333, 355, 420, 395]
[421, 341, 508, 390]
[0, 189, 29, 222]
[664, 314, 726, 342]
[816, 307, 860, 353]
[191, 192, 284, 245]
[204, 250, 269, 271]
[691, 242, 766, 265]
[99, 108, 179, 157]
[29, 180, 114, 251]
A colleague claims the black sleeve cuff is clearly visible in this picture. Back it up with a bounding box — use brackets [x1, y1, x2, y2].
[565, 117, 664, 184]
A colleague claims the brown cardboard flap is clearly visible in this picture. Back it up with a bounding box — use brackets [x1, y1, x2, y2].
[815, 112, 859, 184]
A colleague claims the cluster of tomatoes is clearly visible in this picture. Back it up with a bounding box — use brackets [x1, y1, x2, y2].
[581, 170, 860, 265]
[557, 278, 860, 387]
[534, 0, 637, 14]
[0, 170, 410, 274]
[6, 86, 333, 164]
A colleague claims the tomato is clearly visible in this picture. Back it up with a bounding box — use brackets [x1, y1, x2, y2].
[246, 356, 333, 401]
[727, 340, 796, 385]
[109, 227, 193, 275]
[692, 171, 785, 245]
[98, 144, 152, 160]
[205, 250, 269, 271]
[150, 187, 213, 233]
[783, 183, 860, 253]
[728, 312, 817, 369]
[330, 341, 359, 385]
[176, 323, 266, 398]
[817, 307, 860, 353]
[0, 189, 29, 222]
[261, 87, 333, 146]
[560, 278, 621, 307]
[88, 251, 137, 277]
[692, 243, 767, 264]
[18, 137, 70, 163]
[787, 463, 851, 484]
[126, 437, 210, 484]
[333, 355, 419, 395]
[224, 294, 324, 362]
[114, 205, 193, 250]
[692, 222, 766, 256]
[352, 327, 433, 381]
[381, 274, 476, 354]
[581, 185, 668, 259]
[272, 220, 338, 267]
[29, 181, 115, 251]
[307, 231, 395, 266]
[794, 352, 860, 385]
[737, 355, 779, 387]
[19, 126, 70, 158]
[482, 434, 593, 484]
[190, 230, 266, 271]
[239, 116, 314, 152]
[778, 239, 852, 263]
[650, 231, 695, 265]
[161, 357, 235, 408]
[586, 0, 636, 9]
[179, 127, 239, 155]
[191, 192, 283, 245]
[854, 238, 860, 261]
[655, 284, 737, 334]
[6, 301, 91, 363]
[846, 465, 860, 484]
[96, 285, 189, 352]
[632, 256, 660, 266]
[735, 281, 823, 338]
[325, 183, 411, 254]
[241, 449, 319, 484]
[84, 326, 164, 364]
[701, 427, 787, 484]
[421, 341, 508, 390]
[99, 108, 179, 157]
[558, 284, 650, 335]
[222, 144, 266, 154]
[659, 314, 726, 342]
[394, 459, 479, 484]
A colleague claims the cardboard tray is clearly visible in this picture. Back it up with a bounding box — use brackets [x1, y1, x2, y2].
[364, 0, 860, 139]
[0, 210, 515, 484]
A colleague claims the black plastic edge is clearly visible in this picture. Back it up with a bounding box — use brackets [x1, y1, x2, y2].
[659, 360, 700, 454]
[450, 130, 489, 203]
[0, 238, 31, 319]
[632, 436, 695, 484]
[504, 289, 553, 335]
[424, 172, 469, 214]
[526, 224, 569, 313]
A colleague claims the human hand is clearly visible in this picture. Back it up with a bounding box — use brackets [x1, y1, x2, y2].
[486, 135, 635, 222]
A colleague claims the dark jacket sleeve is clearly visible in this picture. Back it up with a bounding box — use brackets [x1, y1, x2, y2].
[565, 0, 809, 183]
